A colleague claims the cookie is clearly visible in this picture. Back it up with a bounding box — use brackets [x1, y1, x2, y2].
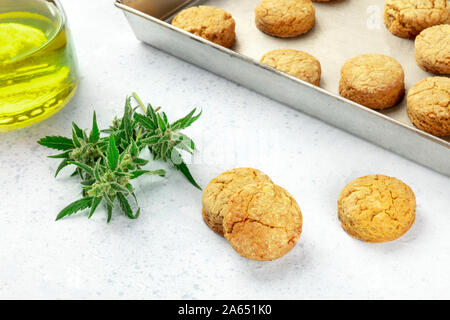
[223, 182, 302, 261]
[407, 77, 450, 137]
[338, 175, 416, 243]
[339, 54, 405, 109]
[172, 6, 236, 48]
[202, 168, 273, 236]
[384, 0, 449, 38]
[255, 0, 315, 37]
[261, 49, 321, 85]
[415, 24, 450, 74]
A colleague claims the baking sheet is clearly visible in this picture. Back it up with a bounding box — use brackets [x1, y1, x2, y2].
[116, 0, 450, 176]
[165, 0, 450, 143]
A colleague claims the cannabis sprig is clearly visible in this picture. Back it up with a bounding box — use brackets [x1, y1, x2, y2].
[38, 93, 201, 222]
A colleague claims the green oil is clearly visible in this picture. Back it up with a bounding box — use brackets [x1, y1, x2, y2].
[0, 0, 78, 131]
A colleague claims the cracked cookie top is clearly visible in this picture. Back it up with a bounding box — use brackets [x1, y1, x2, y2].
[338, 175, 416, 243]
[384, 0, 449, 38]
[407, 76, 450, 137]
[172, 6, 236, 48]
[340, 54, 404, 92]
[223, 182, 302, 261]
[415, 24, 450, 74]
[202, 168, 273, 236]
[261, 49, 322, 86]
[339, 54, 405, 109]
[255, 0, 315, 37]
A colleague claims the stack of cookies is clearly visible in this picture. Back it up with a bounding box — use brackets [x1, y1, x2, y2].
[202, 169, 417, 260]
[201, 168, 303, 261]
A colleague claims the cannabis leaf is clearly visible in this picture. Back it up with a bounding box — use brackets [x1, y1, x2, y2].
[37, 93, 202, 222]
[132, 92, 202, 189]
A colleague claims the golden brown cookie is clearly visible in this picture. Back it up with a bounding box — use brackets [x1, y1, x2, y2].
[172, 6, 236, 48]
[415, 24, 450, 74]
[254, 0, 315, 37]
[261, 49, 321, 85]
[338, 175, 416, 243]
[384, 0, 449, 38]
[407, 77, 450, 137]
[202, 168, 273, 236]
[339, 54, 405, 109]
[223, 182, 302, 261]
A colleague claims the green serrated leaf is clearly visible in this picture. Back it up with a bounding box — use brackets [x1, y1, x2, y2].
[177, 133, 195, 150]
[107, 135, 119, 171]
[161, 143, 169, 160]
[38, 136, 74, 151]
[56, 197, 92, 221]
[171, 151, 201, 190]
[172, 108, 195, 129]
[88, 197, 102, 218]
[130, 139, 139, 157]
[156, 113, 166, 132]
[89, 111, 100, 143]
[133, 158, 149, 166]
[55, 159, 70, 177]
[175, 142, 194, 155]
[67, 161, 94, 177]
[117, 193, 139, 219]
[72, 122, 84, 139]
[130, 169, 166, 179]
[72, 128, 81, 148]
[140, 135, 159, 145]
[111, 182, 130, 194]
[93, 160, 102, 181]
[48, 150, 71, 159]
[106, 203, 113, 223]
[183, 109, 202, 129]
[162, 112, 168, 125]
[146, 103, 157, 122]
[80, 179, 95, 186]
[134, 113, 155, 131]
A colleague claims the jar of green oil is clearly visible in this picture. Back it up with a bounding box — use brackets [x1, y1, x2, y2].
[0, 0, 78, 131]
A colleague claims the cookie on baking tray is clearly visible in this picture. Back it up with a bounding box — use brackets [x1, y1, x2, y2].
[223, 182, 303, 261]
[172, 5, 236, 48]
[384, 0, 449, 38]
[338, 175, 416, 243]
[407, 77, 450, 137]
[255, 0, 315, 37]
[201, 168, 273, 236]
[261, 49, 322, 85]
[415, 24, 450, 75]
[339, 53, 405, 109]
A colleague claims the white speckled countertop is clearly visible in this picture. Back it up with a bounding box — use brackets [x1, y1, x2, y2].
[1, 0, 449, 299]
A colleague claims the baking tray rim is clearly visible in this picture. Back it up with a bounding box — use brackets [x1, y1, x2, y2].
[114, 0, 450, 150]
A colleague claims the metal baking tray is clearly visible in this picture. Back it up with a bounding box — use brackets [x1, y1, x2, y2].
[115, 0, 450, 176]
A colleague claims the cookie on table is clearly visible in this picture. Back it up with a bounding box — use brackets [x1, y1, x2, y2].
[415, 24, 450, 75]
[261, 49, 321, 85]
[407, 77, 450, 137]
[384, 0, 449, 38]
[223, 182, 303, 261]
[172, 6, 236, 48]
[202, 168, 273, 236]
[338, 175, 416, 243]
[339, 54, 405, 109]
[255, 0, 315, 37]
